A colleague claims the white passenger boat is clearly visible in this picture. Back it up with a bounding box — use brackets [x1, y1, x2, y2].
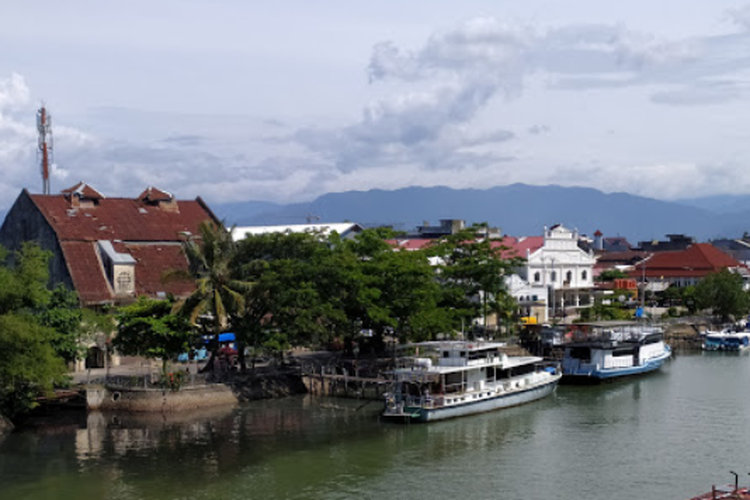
[381, 341, 561, 422]
[561, 321, 671, 383]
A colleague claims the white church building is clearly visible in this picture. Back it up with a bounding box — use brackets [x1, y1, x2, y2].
[504, 224, 597, 323]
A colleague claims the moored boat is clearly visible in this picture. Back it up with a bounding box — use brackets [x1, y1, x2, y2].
[702, 329, 750, 352]
[381, 341, 561, 422]
[561, 321, 671, 383]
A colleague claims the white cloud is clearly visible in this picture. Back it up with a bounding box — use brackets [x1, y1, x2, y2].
[6, 5, 750, 212]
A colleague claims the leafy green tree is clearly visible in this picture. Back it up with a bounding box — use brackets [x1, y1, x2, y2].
[234, 230, 341, 364]
[694, 269, 750, 322]
[0, 314, 68, 419]
[682, 285, 698, 315]
[597, 269, 628, 282]
[341, 230, 444, 344]
[37, 285, 86, 364]
[113, 297, 194, 372]
[0, 243, 72, 419]
[0, 243, 52, 315]
[430, 223, 522, 336]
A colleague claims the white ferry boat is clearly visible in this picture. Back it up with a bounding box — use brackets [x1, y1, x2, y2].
[381, 341, 561, 422]
[561, 322, 671, 383]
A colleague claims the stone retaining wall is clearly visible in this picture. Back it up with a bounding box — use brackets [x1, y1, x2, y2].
[86, 384, 237, 412]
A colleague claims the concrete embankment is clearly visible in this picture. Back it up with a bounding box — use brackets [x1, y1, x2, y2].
[85, 384, 238, 412]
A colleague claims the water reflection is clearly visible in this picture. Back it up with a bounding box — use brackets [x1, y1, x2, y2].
[4, 354, 750, 500]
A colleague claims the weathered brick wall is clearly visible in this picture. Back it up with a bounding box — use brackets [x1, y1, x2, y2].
[87, 384, 238, 412]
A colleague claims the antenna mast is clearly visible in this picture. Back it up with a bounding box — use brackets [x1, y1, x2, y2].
[37, 104, 53, 195]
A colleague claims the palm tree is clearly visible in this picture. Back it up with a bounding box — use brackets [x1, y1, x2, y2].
[170, 220, 253, 372]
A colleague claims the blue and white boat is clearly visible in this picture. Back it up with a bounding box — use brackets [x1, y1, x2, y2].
[382, 341, 561, 422]
[702, 329, 750, 352]
[561, 322, 671, 383]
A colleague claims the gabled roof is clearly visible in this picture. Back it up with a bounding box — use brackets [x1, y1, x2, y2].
[492, 236, 544, 258]
[631, 243, 744, 278]
[138, 186, 173, 203]
[61, 181, 105, 199]
[23, 187, 217, 304]
[387, 238, 436, 251]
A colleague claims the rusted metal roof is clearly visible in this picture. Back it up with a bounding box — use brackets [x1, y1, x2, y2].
[30, 194, 211, 242]
[28, 190, 217, 305]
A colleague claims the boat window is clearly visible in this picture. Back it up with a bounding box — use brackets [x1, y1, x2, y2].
[510, 364, 535, 377]
[612, 346, 635, 357]
[442, 351, 450, 358]
[568, 347, 590, 361]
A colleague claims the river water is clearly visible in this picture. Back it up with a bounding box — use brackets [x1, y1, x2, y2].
[2, 352, 749, 500]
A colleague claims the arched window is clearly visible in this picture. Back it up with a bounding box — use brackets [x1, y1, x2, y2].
[582, 270, 588, 281]
[551, 271, 557, 282]
[534, 271, 541, 282]
[566, 271, 573, 283]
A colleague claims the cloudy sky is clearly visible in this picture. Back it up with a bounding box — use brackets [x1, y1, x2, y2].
[3, 1, 750, 210]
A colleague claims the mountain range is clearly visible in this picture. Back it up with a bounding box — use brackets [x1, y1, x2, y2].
[210, 184, 750, 242]
[2, 184, 748, 243]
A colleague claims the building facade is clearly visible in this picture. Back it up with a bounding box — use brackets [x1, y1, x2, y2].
[507, 225, 597, 322]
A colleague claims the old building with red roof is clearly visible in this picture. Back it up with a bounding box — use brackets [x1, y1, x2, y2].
[0, 182, 220, 306]
[630, 243, 748, 287]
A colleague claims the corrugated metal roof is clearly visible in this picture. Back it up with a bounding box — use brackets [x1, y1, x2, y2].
[28, 191, 215, 305]
[31, 194, 212, 242]
[232, 223, 362, 240]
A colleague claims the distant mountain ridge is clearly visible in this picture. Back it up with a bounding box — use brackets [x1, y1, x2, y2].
[212, 184, 750, 242]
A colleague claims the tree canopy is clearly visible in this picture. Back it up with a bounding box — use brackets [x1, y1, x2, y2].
[694, 268, 750, 322]
[114, 296, 194, 371]
[0, 243, 69, 419]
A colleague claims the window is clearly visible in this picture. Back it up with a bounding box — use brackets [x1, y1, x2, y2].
[566, 271, 572, 283]
[582, 270, 588, 281]
[116, 271, 132, 292]
[534, 271, 541, 282]
[551, 271, 557, 282]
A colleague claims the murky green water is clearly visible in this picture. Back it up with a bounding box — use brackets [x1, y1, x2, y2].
[2, 352, 749, 500]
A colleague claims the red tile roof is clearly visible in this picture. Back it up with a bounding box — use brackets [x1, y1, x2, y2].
[491, 236, 544, 258]
[631, 243, 744, 278]
[29, 190, 217, 305]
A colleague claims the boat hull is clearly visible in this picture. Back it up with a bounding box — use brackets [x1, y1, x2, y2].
[383, 375, 561, 423]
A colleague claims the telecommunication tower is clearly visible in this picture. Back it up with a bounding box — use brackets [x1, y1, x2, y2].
[37, 105, 53, 195]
